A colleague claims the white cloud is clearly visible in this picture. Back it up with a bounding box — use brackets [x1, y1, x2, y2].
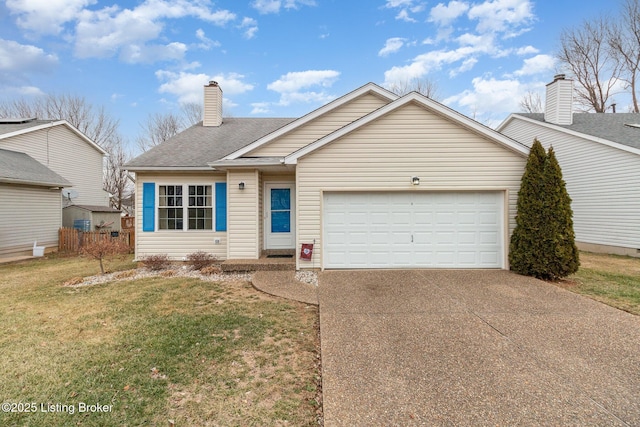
[73, 0, 235, 62]
[513, 54, 555, 76]
[379, 38, 406, 57]
[444, 76, 531, 124]
[429, 1, 469, 26]
[515, 45, 538, 55]
[383, 46, 480, 85]
[252, 0, 281, 14]
[0, 39, 58, 73]
[262, 70, 340, 109]
[251, 102, 273, 114]
[240, 17, 259, 39]
[468, 0, 534, 34]
[267, 70, 340, 93]
[155, 70, 254, 106]
[195, 29, 220, 50]
[384, 0, 426, 22]
[5, 0, 95, 35]
[251, 0, 316, 14]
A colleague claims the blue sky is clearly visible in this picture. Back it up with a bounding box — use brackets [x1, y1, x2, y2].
[0, 0, 617, 150]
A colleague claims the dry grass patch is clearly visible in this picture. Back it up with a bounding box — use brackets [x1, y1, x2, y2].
[0, 256, 320, 426]
[557, 252, 640, 315]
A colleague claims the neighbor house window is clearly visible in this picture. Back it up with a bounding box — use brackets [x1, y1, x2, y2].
[188, 185, 212, 230]
[158, 185, 183, 230]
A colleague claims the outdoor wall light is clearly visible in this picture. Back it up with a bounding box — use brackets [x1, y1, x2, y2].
[239, 182, 245, 190]
[411, 176, 420, 186]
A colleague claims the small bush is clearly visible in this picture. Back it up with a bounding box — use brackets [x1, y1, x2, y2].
[81, 236, 130, 274]
[140, 254, 171, 271]
[160, 269, 176, 277]
[63, 277, 84, 286]
[200, 265, 222, 275]
[114, 270, 137, 280]
[186, 251, 218, 271]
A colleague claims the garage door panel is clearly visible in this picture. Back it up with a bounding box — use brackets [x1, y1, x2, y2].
[323, 191, 503, 269]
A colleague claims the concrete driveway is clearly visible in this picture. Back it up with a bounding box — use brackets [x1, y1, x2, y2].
[318, 270, 640, 426]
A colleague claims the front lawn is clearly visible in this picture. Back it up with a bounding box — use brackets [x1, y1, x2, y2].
[0, 255, 320, 426]
[559, 252, 640, 315]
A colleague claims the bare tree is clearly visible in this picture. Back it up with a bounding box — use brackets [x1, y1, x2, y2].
[104, 136, 134, 212]
[181, 102, 203, 126]
[0, 93, 130, 210]
[557, 17, 621, 112]
[386, 77, 441, 100]
[0, 93, 119, 149]
[136, 112, 185, 152]
[519, 91, 544, 113]
[608, 0, 640, 112]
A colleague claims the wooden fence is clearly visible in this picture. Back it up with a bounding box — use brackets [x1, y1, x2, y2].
[59, 228, 135, 253]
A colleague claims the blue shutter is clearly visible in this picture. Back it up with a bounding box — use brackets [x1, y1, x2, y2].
[215, 182, 227, 232]
[142, 182, 155, 232]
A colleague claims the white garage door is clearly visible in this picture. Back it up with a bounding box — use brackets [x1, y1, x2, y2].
[323, 191, 504, 269]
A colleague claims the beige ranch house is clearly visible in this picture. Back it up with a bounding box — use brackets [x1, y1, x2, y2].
[126, 82, 528, 270]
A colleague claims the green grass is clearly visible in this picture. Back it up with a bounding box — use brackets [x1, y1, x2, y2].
[0, 255, 320, 426]
[562, 252, 640, 315]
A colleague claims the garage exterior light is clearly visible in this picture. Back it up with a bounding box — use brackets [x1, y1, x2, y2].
[411, 176, 420, 186]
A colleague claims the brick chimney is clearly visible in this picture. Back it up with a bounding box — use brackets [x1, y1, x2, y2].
[544, 74, 573, 125]
[203, 81, 223, 127]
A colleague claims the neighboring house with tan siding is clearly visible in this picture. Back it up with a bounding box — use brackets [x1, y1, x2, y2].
[0, 148, 71, 257]
[0, 118, 111, 257]
[498, 75, 640, 257]
[126, 81, 529, 270]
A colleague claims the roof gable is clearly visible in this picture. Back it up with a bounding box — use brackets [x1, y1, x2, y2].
[285, 92, 529, 164]
[498, 113, 640, 156]
[0, 119, 107, 155]
[224, 83, 398, 160]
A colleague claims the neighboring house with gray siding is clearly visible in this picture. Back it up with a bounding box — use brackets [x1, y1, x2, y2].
[498, 74, 640, 257]
[0, 148, 71, 256]
[126, 81, 528, 270]
[0, 118, 110, 257]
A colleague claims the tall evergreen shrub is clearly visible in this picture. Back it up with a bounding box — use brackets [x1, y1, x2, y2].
[509, 139, 548, 276]
[542, 148, 579, 278]
[509, 140, 579, 279]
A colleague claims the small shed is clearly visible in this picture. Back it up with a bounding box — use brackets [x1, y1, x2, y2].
[63, 205, 122, 232]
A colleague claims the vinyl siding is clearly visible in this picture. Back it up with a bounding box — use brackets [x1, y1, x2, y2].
[296, 102, 526, 269]
[501, 118, 640, 249]
[134, 173, 228, 260]
[227, 170, 260, 259]
[247, 93, 390, 157]
[0, 125, 107, 206]
[0, 184, 61, 256]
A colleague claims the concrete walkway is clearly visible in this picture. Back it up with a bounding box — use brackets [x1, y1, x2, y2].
[318, 269, 640, 426]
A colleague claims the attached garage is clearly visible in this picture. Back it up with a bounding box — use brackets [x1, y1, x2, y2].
[323, 191, 505, 269]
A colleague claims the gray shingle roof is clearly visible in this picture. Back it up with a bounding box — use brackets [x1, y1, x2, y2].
[65, 204, 121, 213]
[519, 113, 640, 150]
[0, 148, 71, 186]
[0, 119, 53, 137]
[125, 117, 295, 169]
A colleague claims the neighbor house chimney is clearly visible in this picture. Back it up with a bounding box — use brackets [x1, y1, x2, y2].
[544, 74, 573, 125]
[203, 81, 223, 127]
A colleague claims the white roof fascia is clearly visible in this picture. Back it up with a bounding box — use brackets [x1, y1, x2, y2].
[222, 83, 399, 160]
[0, 120, 108, 156]
[498, 114, 640, 157]
[124, 166, 215, 172]
[208, 158, 284, 168]
[285, 93, 529, 165]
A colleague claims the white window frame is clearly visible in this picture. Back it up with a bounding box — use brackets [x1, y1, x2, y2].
[156, 183, 218, 231]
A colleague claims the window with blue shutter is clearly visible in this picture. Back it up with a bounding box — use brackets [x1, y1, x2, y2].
[142, 182, 155, 232]
[215, 182, 227, 232]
